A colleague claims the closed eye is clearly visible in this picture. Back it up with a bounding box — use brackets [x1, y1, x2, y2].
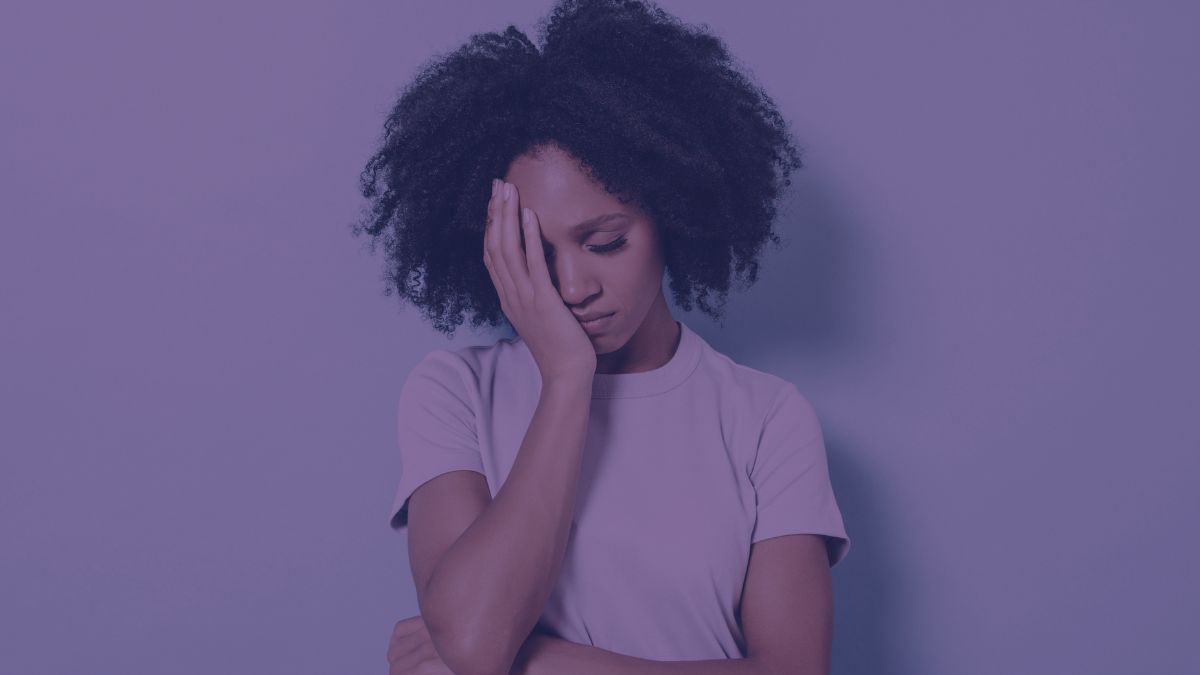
[545, 236, 628, 260]
[588, 236, 627, 254]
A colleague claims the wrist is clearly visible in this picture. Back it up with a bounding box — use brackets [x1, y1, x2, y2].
[541, 372, 594, 394]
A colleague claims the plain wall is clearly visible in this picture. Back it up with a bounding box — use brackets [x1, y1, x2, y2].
[2, 1, 1196, 673]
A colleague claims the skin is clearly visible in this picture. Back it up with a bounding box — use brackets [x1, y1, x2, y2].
[499, 142, 682, 376]
[389, 147, 842, 675]
[389, 145, 836, 675]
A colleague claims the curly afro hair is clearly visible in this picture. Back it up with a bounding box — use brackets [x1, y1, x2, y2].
[353, 0, 804, 337]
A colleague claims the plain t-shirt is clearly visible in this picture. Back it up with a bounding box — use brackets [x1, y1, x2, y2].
[388, 319, 851, 661]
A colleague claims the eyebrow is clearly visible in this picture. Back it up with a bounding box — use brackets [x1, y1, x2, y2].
[570, 212, 630, 234]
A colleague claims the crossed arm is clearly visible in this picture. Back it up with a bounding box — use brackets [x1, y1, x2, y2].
[511, 632, 769, 675]
[391, 533, 833, 675]
[510, 533, 835, 675]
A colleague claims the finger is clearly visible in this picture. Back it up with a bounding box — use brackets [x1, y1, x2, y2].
[499, 182, 534, 302]
[391, 615, 425, 639]
[386, 630, 423, 663]
[406, 643, 441, 672]
[387, 616, 426, 662]
[388, 638, 437, 671]
[491, 184, 519, 310]
[521, 207, 553, 290]
[486, 180, 516, 307]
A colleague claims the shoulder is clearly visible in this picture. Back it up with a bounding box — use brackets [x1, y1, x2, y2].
[692, 340, 809, 419]
[404, 335, 530, 396]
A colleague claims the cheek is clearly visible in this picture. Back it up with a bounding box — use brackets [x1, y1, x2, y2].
[608, 251, 650, 282]
[634, 245, 664, 279]
[618, 252, 660, 296]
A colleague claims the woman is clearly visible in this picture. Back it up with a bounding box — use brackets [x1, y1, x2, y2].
[356, 1, 852, 673]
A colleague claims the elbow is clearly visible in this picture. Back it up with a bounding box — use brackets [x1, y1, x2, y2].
[426, 620, 515, 675]
[422, 631, 485, 675]
[418, 593, 491, 675]
[447, 634, 519, 675]
[420, 583, 524, 675]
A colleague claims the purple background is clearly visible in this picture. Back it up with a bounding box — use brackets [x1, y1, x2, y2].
[2, 1, 1196, 673]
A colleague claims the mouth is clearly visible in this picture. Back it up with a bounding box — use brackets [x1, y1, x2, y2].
[578, 312, 615, 332]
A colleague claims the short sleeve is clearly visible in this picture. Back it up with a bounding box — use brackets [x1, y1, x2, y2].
[388, 349, 486, 532]
[749, 382, 851, 567]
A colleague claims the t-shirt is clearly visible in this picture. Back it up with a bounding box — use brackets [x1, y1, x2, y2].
[388, 319, 851, 661]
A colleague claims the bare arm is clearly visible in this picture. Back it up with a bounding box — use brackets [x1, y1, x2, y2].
[503, 536, 835, 675]
[421, 376, 592, 675]
[511, 634, 773, 675]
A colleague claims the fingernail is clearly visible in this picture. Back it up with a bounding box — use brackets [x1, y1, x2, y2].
[504, 182, 512, 202]
[491, 179, 497, 197]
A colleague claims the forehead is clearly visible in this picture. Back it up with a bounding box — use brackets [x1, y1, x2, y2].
[504, 146, 646, 238]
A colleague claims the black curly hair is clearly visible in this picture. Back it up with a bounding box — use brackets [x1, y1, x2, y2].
[353, 0, 804, 337]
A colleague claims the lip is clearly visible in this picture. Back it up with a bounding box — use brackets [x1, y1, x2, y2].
[577, 311, 615, 333]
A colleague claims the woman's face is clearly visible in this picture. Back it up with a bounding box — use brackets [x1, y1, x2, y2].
[501, 144, 669, 358]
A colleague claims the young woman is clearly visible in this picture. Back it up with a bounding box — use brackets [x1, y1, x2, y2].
[356, 2, 852, 673]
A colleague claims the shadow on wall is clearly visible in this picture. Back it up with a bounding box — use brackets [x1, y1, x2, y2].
[683, 170, 915, 675]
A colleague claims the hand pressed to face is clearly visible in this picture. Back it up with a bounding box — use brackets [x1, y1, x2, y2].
[489, 145, 675, 375]
[483, 178, 598, 382]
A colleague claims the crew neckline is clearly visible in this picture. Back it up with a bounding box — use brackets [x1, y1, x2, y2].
[592, 319, 701, 398]
[515, 319, 703, 399]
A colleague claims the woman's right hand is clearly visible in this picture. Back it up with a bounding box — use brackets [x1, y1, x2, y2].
[484, 179, 597, 383]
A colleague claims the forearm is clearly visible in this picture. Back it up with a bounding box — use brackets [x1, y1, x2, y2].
[423, 377, 592, 675]
[511, 634, 774, 675]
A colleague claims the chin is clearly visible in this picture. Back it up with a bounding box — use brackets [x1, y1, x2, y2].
[593, 332, 630, 356]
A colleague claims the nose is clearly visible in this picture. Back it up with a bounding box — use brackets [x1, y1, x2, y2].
[548, 253, 600, 306]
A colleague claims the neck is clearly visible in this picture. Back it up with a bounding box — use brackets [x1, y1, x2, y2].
[595, 294, 679, 375]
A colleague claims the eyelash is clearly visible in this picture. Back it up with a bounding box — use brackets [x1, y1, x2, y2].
[546, 236, 628, 259]
[590, 236, 628, 254]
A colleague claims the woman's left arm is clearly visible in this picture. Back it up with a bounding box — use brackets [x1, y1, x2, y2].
[514, 533, 833, 675]
[390, 534, 831, 675]
[512, 633, 769, 675]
